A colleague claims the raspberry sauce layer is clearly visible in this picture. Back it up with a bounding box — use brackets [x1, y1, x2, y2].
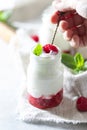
[28, 89, 63, 109]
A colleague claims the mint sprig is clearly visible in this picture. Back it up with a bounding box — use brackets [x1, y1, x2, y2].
[74, 53, 84, 70]
[61, 53, 76, 69]
[61, 53, 87, 73]
[33, 44, 42, 56]
[0, 10, 12, 22]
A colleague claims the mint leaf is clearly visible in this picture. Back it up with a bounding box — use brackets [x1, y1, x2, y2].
[74, 53, 84, 69]
[61, 53, 76, 69]
[0, 11, 12, 22]
[33, 44, 42, 56]
[61, 52, 87, 74]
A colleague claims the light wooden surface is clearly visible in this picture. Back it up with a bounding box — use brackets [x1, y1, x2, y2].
[0, 22, 15, 43]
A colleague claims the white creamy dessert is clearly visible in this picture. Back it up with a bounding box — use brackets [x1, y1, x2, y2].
[27, 48, 63, 97]
[27, 43, 63, 109]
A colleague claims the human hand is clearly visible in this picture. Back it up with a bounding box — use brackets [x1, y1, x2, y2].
[51, 0, 87, 48]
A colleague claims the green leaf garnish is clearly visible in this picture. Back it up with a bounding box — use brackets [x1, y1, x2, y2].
[74, 53, 84, 69]
[33, 44, 42, 56]
[61, 53, 76, 69]
[61, 52, 87, 74]
[0, 11, 12, 22]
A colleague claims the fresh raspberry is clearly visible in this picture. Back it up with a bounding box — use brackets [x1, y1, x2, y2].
[76, 96, 87, 112]
[50, 45, 59, 54]
[43, 44, 51, 53]
[31, 35, 39, 42]
[43, 44, 58, 54]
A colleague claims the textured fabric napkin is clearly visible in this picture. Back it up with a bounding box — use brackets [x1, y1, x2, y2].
[64, 68, 87, 99]
[17, 72, 87, 124]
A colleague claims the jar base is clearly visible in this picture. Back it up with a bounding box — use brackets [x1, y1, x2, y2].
[28, 89, 63, 109]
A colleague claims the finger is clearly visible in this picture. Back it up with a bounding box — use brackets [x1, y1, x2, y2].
[65, 13, 84, 29]
[60, 22, 87, 48]
[59, 12, 84, 30]
[77, 24, 86, 36]
[69, 34, 85, 48]
[71, 24, 86, 37]
[81, 32, 87, 47]
[59, 20, 68, 32]
[69, 35, 87, 48]
[51, 12, 60, 24]
[73, 13, 84, 27]
[69, 35, 80, 48]
[83, 21, 87, 46]
[63, 29, 73, 41]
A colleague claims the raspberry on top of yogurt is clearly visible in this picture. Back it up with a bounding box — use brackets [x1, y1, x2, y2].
[33, 43, 59, 56]
[43, 44, 58, 54]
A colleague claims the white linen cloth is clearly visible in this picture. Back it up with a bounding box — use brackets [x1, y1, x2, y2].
[17, 85, 87, 124]
[64, 68, 87, 99]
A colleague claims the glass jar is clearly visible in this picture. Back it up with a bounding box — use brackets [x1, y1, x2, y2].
[27, 48, 63, 109]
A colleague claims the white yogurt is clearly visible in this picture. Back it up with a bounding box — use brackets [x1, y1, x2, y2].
[27, 47, 63, 98]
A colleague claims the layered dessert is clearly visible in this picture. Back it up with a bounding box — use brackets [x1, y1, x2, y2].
[27, 43, 63, 109]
